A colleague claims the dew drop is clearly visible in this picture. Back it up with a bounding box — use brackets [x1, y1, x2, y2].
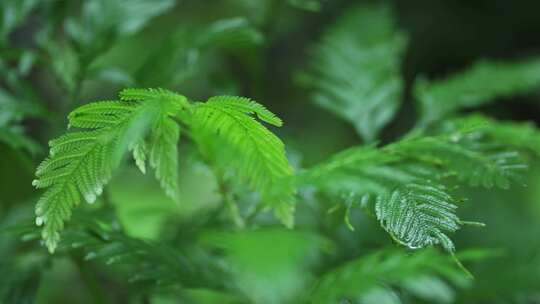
[46, 241, 57, 254]
[35, 216, 44, 226]
[135, 160, 146, 174]
[85, 193, 96, 204]
[94, 186, 103, 196]
[406, 243, 421, 250]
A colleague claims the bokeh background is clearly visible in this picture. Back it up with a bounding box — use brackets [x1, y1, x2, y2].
[2, 0, 540, 303]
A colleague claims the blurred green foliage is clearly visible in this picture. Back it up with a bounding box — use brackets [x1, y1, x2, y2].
[2, 0, 540, 303]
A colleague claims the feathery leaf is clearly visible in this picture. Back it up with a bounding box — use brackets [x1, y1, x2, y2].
[33, 88, 187, 252]
[389, 135, 528, 189]
[148, 116, 180, 200]
[302, 3, 407, 142]
[415, 57, 540, 126]
[375, 183, 460, 252]
[191, 96, 295, 226]
[440, 114, 540, 157]
[300, 123, 529, 252]
[311, 249, 472, 303]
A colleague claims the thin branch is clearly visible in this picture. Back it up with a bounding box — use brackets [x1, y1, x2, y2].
[214, 171, 245, 229]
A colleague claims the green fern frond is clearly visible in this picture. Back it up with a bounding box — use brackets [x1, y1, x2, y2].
[440, 114, 540, 157]
[376, 183, 460, 252]
[34, 132, 114, 252]
[54, 214, 225, 291]
[147, 116, 180, 199]
[301, 145, 396, 181]
[33, 89, 187, 252]
[300, 124, 530, 251]
[301, 146, 460, 250]
[302, 147, 462, 252]
[65, 0, 176, 48]
[120, 87, 186, 104]
[67, 100, 137, 129]
[132, 140, 147, 174]
[118, 89, 186, 198]
[35, 89, 294, 251]
[311, 249, 473, 303]
[415, 57, 540, 126]
[198, 17, 264, 50]
[191, 96, 295, 227]
[205, 96, 283, 127]
[300, 145, 438, 202]
[302, 3, 407, 142]
[0, 88, 45, 154]
[135, 16, 263, 88]
[389, 135, 528, 189]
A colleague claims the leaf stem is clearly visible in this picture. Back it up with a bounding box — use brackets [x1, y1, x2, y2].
[452, 253, 474, 279]
[215, 173, 245, 228]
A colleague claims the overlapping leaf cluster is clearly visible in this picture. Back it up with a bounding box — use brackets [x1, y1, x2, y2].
[14, 2, 540, 304]
[301, 3, 407, 142]
[300, 3, 540, 258]
[33, 89, 294, 252]
[300, 117, 533, 253]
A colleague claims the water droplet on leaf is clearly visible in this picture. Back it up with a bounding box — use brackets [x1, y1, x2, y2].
[35, 216, 44, 226]
[85, 193, 96, 204]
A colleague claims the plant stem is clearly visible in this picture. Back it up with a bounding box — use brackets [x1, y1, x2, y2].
[215, 173, 245, 228]
[206, 165, 244, 228]
[224, 192, 245, 228]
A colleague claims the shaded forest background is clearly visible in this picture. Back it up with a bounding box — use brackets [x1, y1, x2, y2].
[2, 0, 540, 303]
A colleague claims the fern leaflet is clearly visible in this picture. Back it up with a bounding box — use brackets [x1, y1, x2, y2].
[389, 135, 527, 189]
[302, 3, 407, 142]
[148, 116, 181, 199]
[0, 88, 44, 153]
[311, 249, 475, 303]
[33, 88, 187, 252]
[376, 183, 460, 252]
[191, 96, 295, 227]
[415, 57, 540, 126]
[440, 114, 540, 158]
[300, 121, 531, 252]
[34, 89, 293, 251]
